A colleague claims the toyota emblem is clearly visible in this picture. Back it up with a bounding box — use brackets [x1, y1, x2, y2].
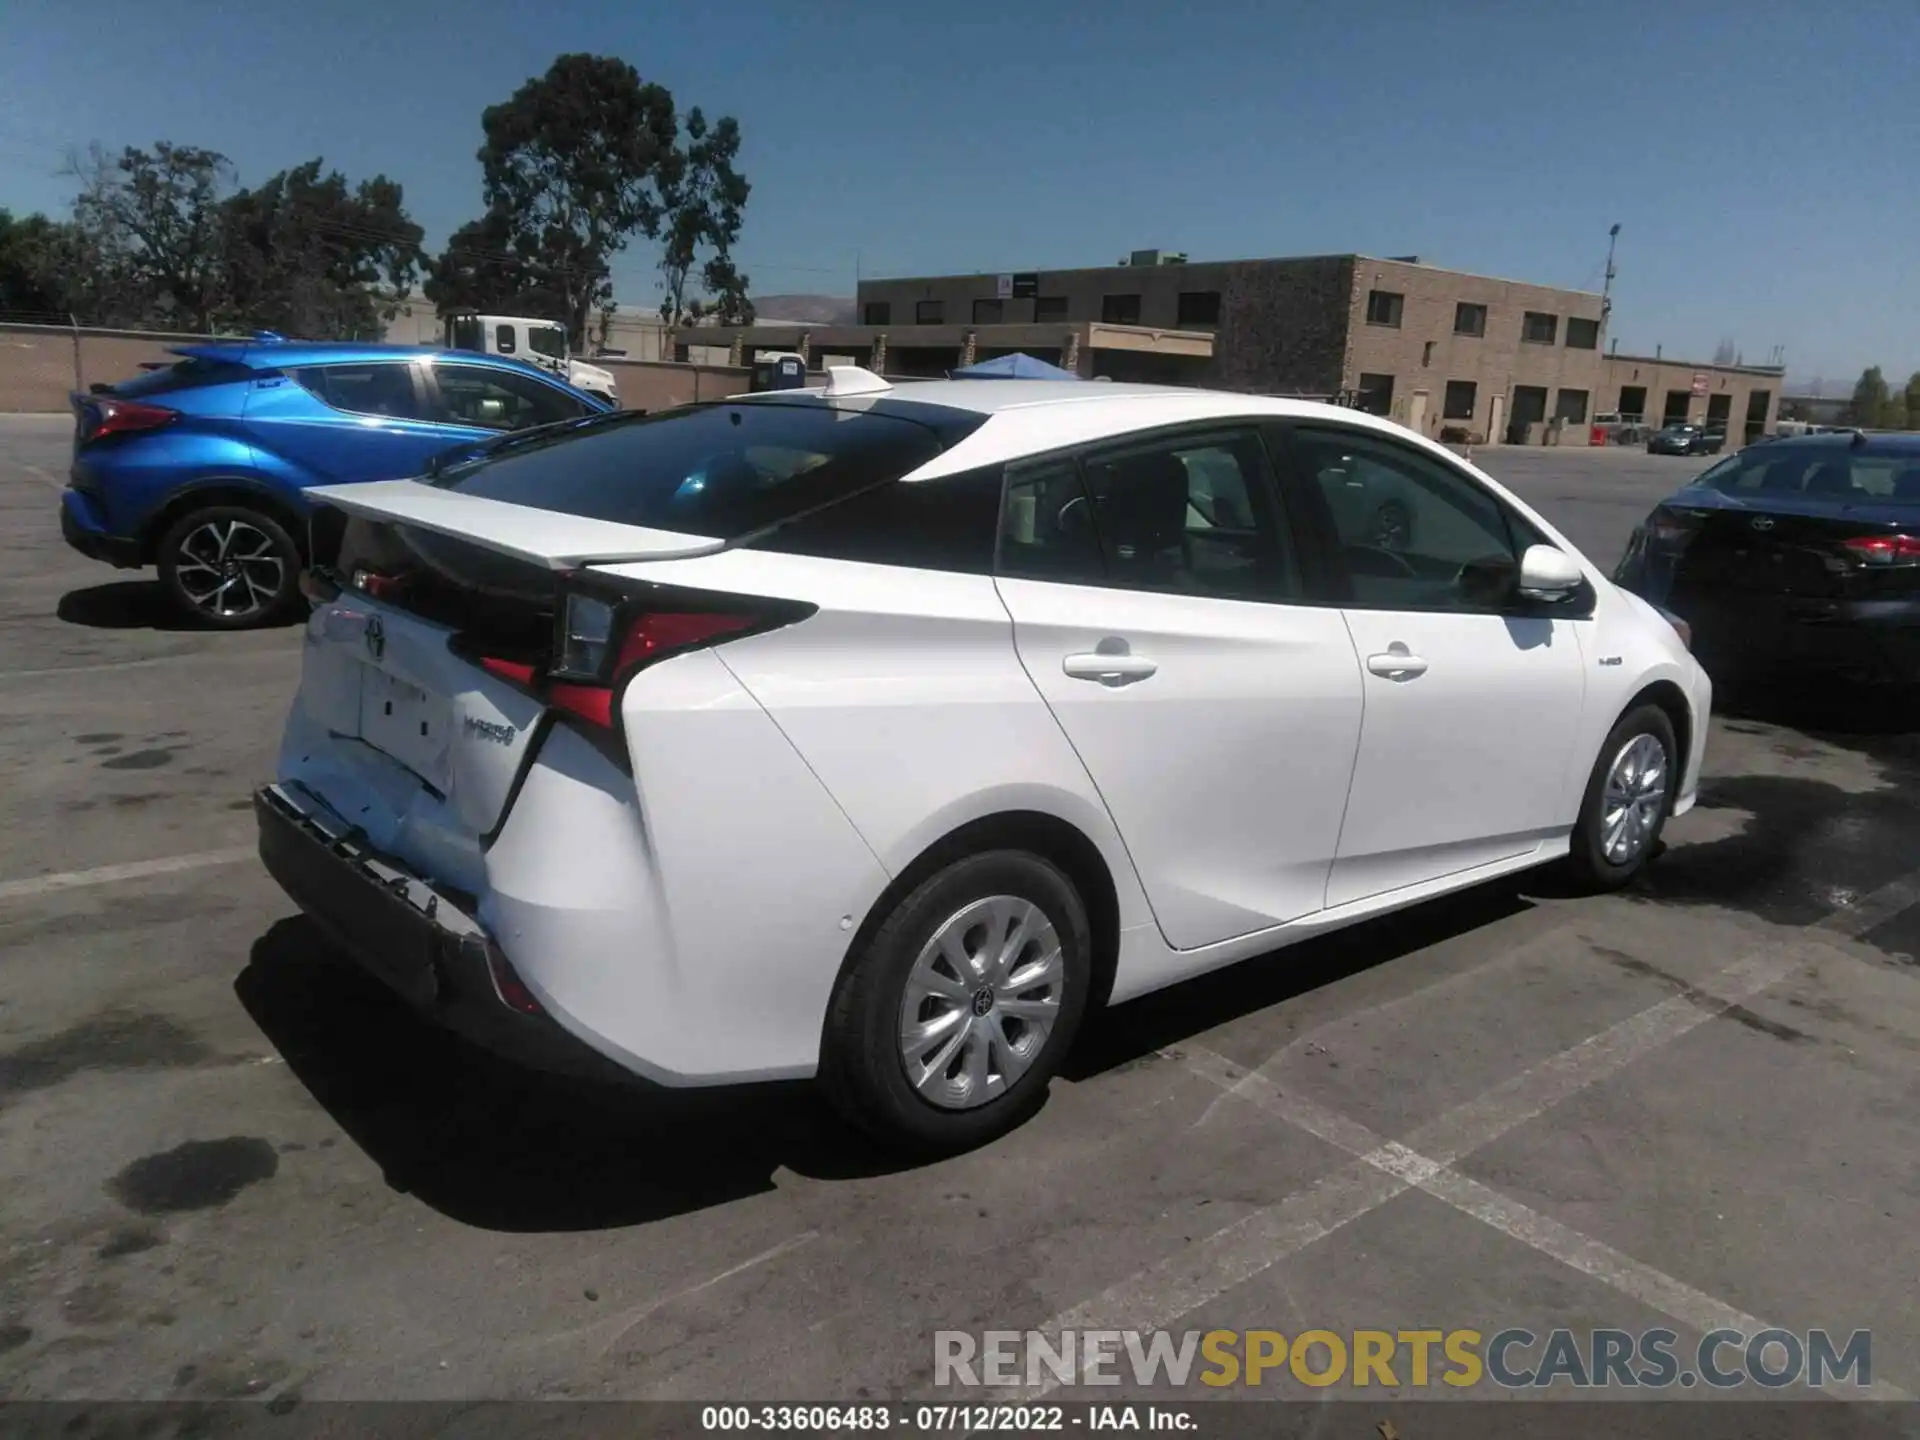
[1750, 516, 1776, 531]
[364, 613, 386, 659]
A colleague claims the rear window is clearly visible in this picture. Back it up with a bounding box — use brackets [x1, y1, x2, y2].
[110, 357, 254, 398]
[1693, 449, 1920, 504]
[432, 399, 977, 538]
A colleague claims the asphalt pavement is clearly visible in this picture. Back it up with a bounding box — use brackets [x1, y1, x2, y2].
[1, 417, 1916, 1417]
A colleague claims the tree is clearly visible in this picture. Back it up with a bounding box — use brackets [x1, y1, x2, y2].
[469, 53, 678, 342]
[656, 108, 751, 328]
[1903, 373, 1920, 432]
[425, 207, 575, 325]
[1850, 366, 1890, 428]
[220, 159, 424, 338]
[0, 209, 72, 317]
[70, 142, 234, 330]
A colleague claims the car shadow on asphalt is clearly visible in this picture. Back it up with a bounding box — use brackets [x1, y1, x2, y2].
[235, 917, 909, 1234]
[1063, 879, 1535, 1081]
[1626, 676, 1920, 930]
[57, 580, 303, 632]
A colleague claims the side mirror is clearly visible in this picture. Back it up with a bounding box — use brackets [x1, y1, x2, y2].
[1517, 543, 1584, 602]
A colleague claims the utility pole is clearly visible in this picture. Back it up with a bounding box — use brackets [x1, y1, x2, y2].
[1600, 223, 1621, 338]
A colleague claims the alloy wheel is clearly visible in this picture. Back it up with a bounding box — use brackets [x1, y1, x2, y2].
[898, 895, 1065, 1110]
[174, 519, 285, 621]
[1600, 732, 1669, 864]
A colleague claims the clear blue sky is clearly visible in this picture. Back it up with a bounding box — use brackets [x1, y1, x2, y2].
[4, 0, 1914, 387]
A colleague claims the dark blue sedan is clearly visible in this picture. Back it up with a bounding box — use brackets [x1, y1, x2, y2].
[60, 337, 614, 627]
[1614, 431, 1920, 686]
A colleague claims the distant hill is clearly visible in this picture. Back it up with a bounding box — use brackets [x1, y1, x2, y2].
[750, 293, 856, 325]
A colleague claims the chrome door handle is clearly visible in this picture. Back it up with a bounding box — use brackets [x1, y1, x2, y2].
[1063, 652, 1158, 687]
[1366, 650, 1429, 680]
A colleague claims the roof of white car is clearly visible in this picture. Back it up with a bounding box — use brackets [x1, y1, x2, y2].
[860, 378, 1331, 419]
[834, 379, 1410, 479]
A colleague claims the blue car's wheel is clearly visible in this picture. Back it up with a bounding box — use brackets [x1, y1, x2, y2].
[157, 505, 301, 629]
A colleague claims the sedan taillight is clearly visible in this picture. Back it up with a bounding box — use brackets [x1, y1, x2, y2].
[1647, 507, 1706, 544]
[1842, 534, 1920, 567]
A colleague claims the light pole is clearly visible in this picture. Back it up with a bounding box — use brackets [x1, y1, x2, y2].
[1600, 223, 1620, 340]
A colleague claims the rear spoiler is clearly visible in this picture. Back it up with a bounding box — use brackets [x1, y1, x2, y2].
[307, 479, 727, 571]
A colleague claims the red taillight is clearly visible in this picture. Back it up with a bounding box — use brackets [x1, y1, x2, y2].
[351, 569, 408, 601]
[1842, 534, 1920, 567]
[480, 657, 539, 687]
[485, 947, 546, 1017]
[1647, 507, 1706, 544]
[546, 611, 757, 731]
[477, 605, 763, 735]
[88, 398, 177, 440]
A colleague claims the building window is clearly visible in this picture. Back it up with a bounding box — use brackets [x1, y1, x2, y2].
[915, 300, 944, 324]
[1176, 291, 1222, 327]
[1101, 293, 1142, 325]
[1554, 389, 1590, 425]
[1521, 311, 1558, 345]
[1034, 296, 1068, 322]
[1365, 290, 1404, 327]
[1355, 373, 1395, 416]
[1443, 380, 1478, 421]
[863, 301, 891, 325]
[972, 298, 1004, 324]
[1422, 341, 1435, 367]
[1617, 385, 1647, 422]
[1453, 302, 1487, 337]
[1565, 317, 1600, 350]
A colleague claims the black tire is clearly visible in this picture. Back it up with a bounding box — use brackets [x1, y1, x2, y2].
[1564, 704, 1679, 892]
[156, 504, 302, 630]
[820, 850, 1092, 1157]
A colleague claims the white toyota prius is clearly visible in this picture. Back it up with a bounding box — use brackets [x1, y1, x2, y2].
[258, 371, 1711, 1154]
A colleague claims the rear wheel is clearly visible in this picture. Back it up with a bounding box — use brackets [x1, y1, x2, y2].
[820, 850, 1091, 1157]
[1564, 705, 1678, 891]
[157, 505, 301, 629]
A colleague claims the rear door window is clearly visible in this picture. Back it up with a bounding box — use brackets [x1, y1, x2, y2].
[427, 363, 591, 431]
[294, 362, 429, 421]
[1076, 428, 1299, 601]
[1000, 455, 1106, 584]
[432, 397, 976, 539]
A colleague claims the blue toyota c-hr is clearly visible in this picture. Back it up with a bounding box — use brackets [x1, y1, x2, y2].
[60, 337, 615, 627]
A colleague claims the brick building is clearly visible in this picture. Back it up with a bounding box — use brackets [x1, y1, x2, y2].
[716, 250, 1783, 445]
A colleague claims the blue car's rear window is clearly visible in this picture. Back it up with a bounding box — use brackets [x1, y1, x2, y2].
[110, 357, 256, 399]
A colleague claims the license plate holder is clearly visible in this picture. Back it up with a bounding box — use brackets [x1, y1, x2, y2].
[358, 665, 450, 790]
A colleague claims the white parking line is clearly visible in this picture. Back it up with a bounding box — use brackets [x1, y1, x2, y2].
[1815, 868, 1920, 939]
[598, 1231, 822, 1358]
[1180, 1044, 1912, 1402]
[1011, 942, 1805, 1395]
[0, 647, 297, 681]
[16, 463, 64, 492]
[0, 846, 255, 901]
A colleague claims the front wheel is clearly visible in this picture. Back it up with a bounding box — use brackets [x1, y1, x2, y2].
[820, 850, 1092, 1157]
[1564, 705, 1679, 891]
[156, 505, 301, 629]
